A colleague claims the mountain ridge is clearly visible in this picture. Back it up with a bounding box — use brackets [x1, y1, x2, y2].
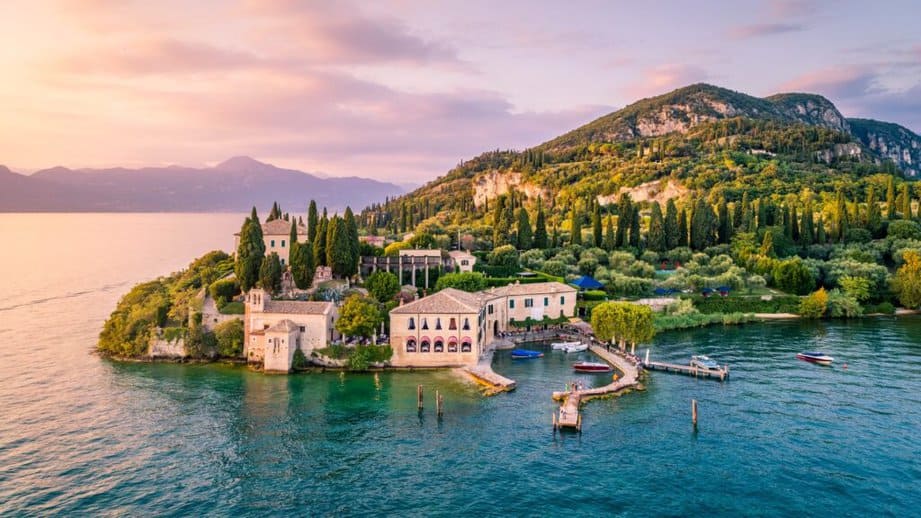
[0, 157, 403, 212]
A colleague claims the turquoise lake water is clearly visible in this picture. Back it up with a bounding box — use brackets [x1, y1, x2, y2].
[0, 213, 919, 516]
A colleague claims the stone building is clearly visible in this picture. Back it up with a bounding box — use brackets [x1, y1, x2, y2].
[447, 250, 477, 273]
[389, 281, 577, 367]
[243, 288, 338, 372]
[234, 218, 308, 266]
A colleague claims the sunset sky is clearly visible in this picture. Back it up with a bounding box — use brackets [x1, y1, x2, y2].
[1, 0, 919, 183]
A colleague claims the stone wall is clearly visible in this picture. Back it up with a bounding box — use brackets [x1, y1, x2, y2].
[148, 337, 186, 359]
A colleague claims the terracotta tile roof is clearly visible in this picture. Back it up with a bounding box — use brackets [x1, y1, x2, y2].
[263, 300, 333, 315]
[266, 319, 300, 333]
[234, 218, 307, 236]
[487, 281, 577, 297]
[390, 288, 481, 314]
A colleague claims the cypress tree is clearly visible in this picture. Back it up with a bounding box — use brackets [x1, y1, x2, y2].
[802, 201, 815, 245]
[516, 207, 533, 250]
[327, 216, 353, 278]
[313, 214, 329, 266]
[533, 200, 548, 249]
[648, 202, 666, 252]
[739, 192, 753, 231]
[344, 207, 360, 276]
[866, 186, 882, 236]
[629, 205, 641, 248]
[615, 194, 632, 247]
[291, 241, 315, 289]
[289, 219, 299, 268]
[835, 190, 849, 242]
[816, 216, 827, 244]
[900, 183, 912, 218]
[259, 252, 282, 293]
[677, 208, 689, 247]
[664, 199, 679, 249]
[592, 202, 603, 247]
[492, 196, 510, 247]
[717, 197, 731, 244]
[790, 204, 800, 243]
[307, 200, 318, 244]
[551, 224, 560, 248]
[759, 230, 775, 257]
[603, 215, 615, 251]
[570, 204, 582, 246]
[690, 198, 713, 250]
[886, 176, 897, 220]
[234, 208, 265, 292]
[757, 198, 767, 228]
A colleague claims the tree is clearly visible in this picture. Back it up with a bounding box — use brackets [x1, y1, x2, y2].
[816, 216, 827, 244]
[866, 186, 882, 236]
[799, 288, 828, 318]
[234, 208, 265, 292]
[313, 214, 329, 266]
[590, 301, 655, 353]
[717, 197, 732, 244]
[492, 195, 511, 247]
[307, 200, 319, 244]
[664, 199, 679, 249]
[648, 202, 666, 252]
[533, 199, 548, 249]
[516, 207, 533, 249]
[772, 257, 815, 295]
[290, 240, 315, 289]
[801, 200, 815, 244]
[677, 208, 689, 247]
[690, 198, 713, 250]
[835, 189, 849, 241]
[615, 194, 631, 247]
[603, 216, 615, 251]
[739, 192, 753, 231]
[435, 272, 488, 292]
[365, 271, 400, 302]
[335, 294, 382, 339]
[344, 207, 360, 276]
[900, 183, 912, 219]
[759, 230, 775, 257]
[488, 244, 519, 268]
[592, 202, 603, 247]
[839, 275, 871, 302]
[886, 176, 897, 220]
[259, 252, 283, 293]
[570, 204, 582, 245]
[214, 319, 244, 357]
[326, 216, 353, 278]
[894, 250, 921, 308]
[629, 205, 641, 248]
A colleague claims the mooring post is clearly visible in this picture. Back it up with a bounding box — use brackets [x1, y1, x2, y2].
[436, 391, 444, 417]
[417, 384, 423, 410]
[645, 349, 650, 365]
[692, 399, 698, 428]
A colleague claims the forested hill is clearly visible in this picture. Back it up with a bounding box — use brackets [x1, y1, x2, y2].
[361, 83, 919, 235]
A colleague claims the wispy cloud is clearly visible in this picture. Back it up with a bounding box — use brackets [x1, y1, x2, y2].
[620, 64, 710, 100]
[729, 22, 805, 40]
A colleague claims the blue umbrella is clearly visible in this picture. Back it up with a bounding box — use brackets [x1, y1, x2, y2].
[570, 276, 604, 290]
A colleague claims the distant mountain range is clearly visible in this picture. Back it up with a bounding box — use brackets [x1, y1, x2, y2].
[0, 156, 404, 212]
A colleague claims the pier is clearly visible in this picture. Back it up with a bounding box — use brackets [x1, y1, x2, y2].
[464, 347, 516, 392]
[552, 344, 641, 431]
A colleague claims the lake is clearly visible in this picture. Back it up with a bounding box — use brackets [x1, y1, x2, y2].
[0, 213, 919, 516]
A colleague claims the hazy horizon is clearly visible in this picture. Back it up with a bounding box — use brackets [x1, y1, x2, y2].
[1, 0, 920, 183]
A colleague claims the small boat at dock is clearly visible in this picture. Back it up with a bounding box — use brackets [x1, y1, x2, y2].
[511, 349, 544, 359]
[551, 340, 581, 350]
[573, 361, 612, 373]
[796, 351, 834, 365]
[563, 343, 588, 353]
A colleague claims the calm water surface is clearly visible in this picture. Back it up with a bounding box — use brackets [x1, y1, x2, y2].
[0, 213, 919, 516]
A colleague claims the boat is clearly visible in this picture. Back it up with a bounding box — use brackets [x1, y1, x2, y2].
[563, 343, 588, 353]
[796, 351, 834, 365]
[510, 349, 544, 359]
[572, 361, 612, 373]
[551, 340, 581, 350]
[690, 355, 720, 370]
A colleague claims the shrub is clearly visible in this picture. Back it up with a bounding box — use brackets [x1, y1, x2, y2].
[887, 220, 921, 240]
[219, 301, 244, 315]
[864, 301, 896, 315]
[541, 260, 568, 278]
[292, 348, 309, 369]
[214, 319, 244, 357]
[772, 257, 815, 295]
[581, 290, 607, 301]
[209, 278, 240, 308]
[799, 288, 828, 319]
[843, 228, 872, 244]
[488, 245, 519, 268]
[435, 272, 487, 292]
[826, 289, 862, 318]
[365, 271, 401, 302]
[692, 295, 801, 314]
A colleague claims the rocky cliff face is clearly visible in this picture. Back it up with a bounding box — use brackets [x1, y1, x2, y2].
[471, 170, 549, 208]
[848, 118, 921, 178]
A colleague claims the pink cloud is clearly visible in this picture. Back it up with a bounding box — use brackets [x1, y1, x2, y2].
[620, 64, 710, 100]
[729, 22, 805, 40]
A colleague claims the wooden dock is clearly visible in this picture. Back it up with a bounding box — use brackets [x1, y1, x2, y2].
[552, 345, 641, 431]
[642, 360, 729, 381]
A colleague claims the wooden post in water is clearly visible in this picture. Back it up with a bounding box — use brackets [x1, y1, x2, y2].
[692, 399, 698, 428]
[417, 385, 423, 410]
[436, 391, 444, 417]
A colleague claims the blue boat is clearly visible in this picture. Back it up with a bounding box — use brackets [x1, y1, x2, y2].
[510, 349, 544, 359]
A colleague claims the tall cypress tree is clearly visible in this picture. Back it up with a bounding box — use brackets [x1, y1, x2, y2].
[327, 216, 352, 277]
[344, 207, 360, 276]
[739, 192, 753, 231]
[313, 214, 329, 266]
[801, 200, 815, 245]
[900, 183, 912, 218]
[648, 202, 666, 252]
[690, 198, 713, 250]
[615, 194, 632, 248]
[629, 205, 641, 248]
[235, 208, 265, 292]
[835, 190, 849, 242]
[592, 202, 603, 248]
[866, 186, 882, 236]
[492, 196, 510, 247]
[259, 252, 283, 293]
[816, 215, 827, 244]
[677, 208, 689, 247]
[603, 215, 615, 251]
[790, 204, 800, 243]
[533, 200, 548, 249]
[717, 197, 731, 244]
[886, 176, 897, 220]
[307, 200, 319, 244]
[289, 219, 299, 268]
[664, 199, 679, 249]
[516, 207, 533, 250]
[570, 204, 582, 246]
[782, 204, 793, 240]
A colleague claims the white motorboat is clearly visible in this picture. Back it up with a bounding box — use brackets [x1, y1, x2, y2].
[563, 343, 588, 353]
[551, 341, 581, 350]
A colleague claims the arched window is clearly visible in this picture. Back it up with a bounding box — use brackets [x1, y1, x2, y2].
[420, 339, 431, 352]
[448, 338, 458, 353]
[435, 318, 442, 330]
[421, 318, 429, 330]
[461, 340, 472, 353]
[449, 318, 457, 330]
[408, 317, 415, 330]
[434, 340, 444, 352]
[406, 338, 416, 353]
[462, 318, 470, 330]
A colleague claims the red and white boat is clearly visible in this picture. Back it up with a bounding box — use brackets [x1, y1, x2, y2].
[572, 361, 612, 373]
[796, 351, 834, 365]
